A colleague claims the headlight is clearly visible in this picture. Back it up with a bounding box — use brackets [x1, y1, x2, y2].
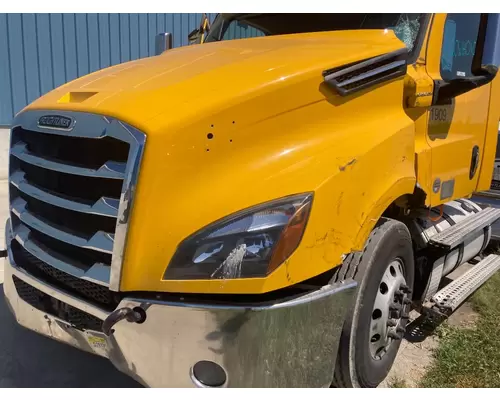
[164, 193, 313, 280]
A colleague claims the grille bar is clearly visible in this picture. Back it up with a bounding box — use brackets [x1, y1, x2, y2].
[11, 196, 115, 254]
[14, 224, 110, 286]
[11, 170, 119, 218]
[11, 141, 126, 180]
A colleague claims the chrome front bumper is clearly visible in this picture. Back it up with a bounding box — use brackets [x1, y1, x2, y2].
[3, 240, 356, 387]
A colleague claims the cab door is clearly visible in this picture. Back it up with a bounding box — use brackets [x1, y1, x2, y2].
[425, 13, 491, 205]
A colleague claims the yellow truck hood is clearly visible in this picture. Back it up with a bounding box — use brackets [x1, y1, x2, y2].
[27, 29, 405, 133]
[23, 29, 413, 294]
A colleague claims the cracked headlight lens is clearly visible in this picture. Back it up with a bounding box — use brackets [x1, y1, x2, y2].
[164, 193, 313, 280]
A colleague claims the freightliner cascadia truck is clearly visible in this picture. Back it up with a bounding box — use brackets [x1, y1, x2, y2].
[3, 13, 500, 388]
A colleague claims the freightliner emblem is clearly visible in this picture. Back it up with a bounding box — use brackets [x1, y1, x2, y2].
[38, 115, 74, 130]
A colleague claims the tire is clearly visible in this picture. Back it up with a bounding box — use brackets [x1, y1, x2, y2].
[332, 218, 414, 388]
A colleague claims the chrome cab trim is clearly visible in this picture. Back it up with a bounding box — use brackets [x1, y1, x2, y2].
[10, 110, 146, 291]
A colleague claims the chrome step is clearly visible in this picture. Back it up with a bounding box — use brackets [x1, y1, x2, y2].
[429, 207, 500, 250]
[474, 189, 500, 200]
[431, 254, 500, 314]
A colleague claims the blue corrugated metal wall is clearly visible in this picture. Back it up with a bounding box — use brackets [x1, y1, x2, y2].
[0, 13, 217, 125]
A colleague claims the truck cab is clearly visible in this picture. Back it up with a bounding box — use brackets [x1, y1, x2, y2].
[472, 125, 500, 240]
[3, 13, 500, 388]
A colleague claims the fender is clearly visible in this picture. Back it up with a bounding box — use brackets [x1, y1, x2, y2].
[353, 176, 416, 251]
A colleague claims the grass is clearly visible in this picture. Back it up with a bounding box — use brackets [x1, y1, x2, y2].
[389, 377, 408, 388]
[420, 271, 500, 387]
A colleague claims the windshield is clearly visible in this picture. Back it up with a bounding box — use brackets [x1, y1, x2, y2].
[205, 13, 427, 53]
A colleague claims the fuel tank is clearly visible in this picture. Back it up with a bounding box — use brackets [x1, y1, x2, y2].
[409, 199, 491, 277]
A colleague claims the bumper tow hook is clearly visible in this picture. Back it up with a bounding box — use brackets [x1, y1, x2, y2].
[102, 307, 146, 336]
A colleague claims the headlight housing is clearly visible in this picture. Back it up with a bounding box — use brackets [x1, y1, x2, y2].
[164, 193, 313, 280]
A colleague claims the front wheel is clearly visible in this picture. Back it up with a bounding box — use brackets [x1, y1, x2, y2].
[333, 218, 414, 388]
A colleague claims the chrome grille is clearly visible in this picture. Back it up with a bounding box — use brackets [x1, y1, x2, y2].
[8, 110, 145, 298]
[12, 275, 104, 332]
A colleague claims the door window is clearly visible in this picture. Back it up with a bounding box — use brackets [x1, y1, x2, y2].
[440, 13, 481, 80]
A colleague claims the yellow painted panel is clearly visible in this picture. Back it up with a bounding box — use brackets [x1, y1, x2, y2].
[424, 13, 491, 205]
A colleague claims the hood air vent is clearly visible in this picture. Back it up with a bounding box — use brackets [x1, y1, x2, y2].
[323, 48, 408, 96]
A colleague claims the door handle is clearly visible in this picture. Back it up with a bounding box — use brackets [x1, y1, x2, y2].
[470, 145, 480, 179]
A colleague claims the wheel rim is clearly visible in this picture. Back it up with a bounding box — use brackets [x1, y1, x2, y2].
[368, 258, 411, 360]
